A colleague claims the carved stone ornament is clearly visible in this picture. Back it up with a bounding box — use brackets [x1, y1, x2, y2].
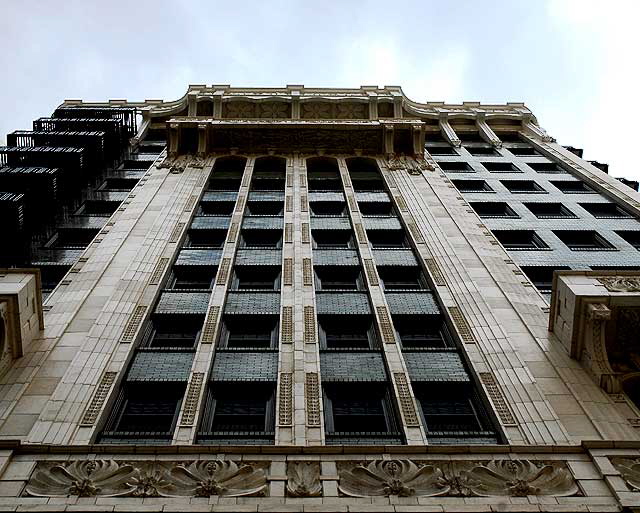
[386, 153, 434, 174]
[337, 459, 579, 498]
[25, 460, 267, 498]
[158, 156, 189, 174]
[286, 462, 322, 497]
[597, 277, 640, 293]
[611, 458, 640, 491]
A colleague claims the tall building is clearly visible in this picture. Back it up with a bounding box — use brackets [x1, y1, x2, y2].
[0, 85, 639, 512]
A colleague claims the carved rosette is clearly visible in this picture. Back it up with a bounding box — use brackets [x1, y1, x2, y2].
[286, 462, 322, 497]
[337, 459, 579, 498]
[25, 460, 267, 498]
[611, 458, 640, 491]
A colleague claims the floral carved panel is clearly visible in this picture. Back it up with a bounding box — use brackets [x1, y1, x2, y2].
[25, 460, 268, 498]
[611, 458, 640, 491]
[337, 459, 580, 498]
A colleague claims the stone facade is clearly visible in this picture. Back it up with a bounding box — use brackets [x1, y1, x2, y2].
[0, 85, 638, 511]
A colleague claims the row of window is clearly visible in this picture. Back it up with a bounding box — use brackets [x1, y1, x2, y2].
[453, 178, 594, 194]
[440, 161, 565, 174]
[471, 201, 634, 220]
[492, 229, 640, 251]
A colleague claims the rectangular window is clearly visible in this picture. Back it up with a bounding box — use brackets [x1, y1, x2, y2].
[143, 315, 203, 349]
[308, 171, 343, 191]
[378, 266, 428, 290]
[551, 180, 595, 194]
[508, 146, 540, 156]
[358, 201, 395, 216]
[186, 229, 227, 248]
[451, 179, 493, 193]
[319, 315, 378, 349]
[245, 202, 283, 215]
[416, 385, 485, 433]
[520, 266, 571, 295]
[312, 230, 355, 249]
[198, 202, 236, 215]
[208, 177, 242, 191]
[482, 162, 520, 173]
[100, 177, 138, 191]
[437, 161, 474, 173]
[201, 384, 275, 435]
[232, 266, 280, 290]
[470, 202, 519, 218]
[554, 230, 615, 250]
[457, 131, 484, 143]
[523, 202, 576, 219]
[102, 384, 184, 438]
[366, 230, 408, 248]
[393, 315, 450, 349]
[528, 162, 567, 174]
[500, 180, 546, 193]
[221, 315, 279, 348]
[77, 200, 120, 216]
[241, 230, 282, 248]
[323, 384, 398, 435]
[615, 231, 640, 249]
[315, 266, 363, 291]
[251, 176, 285, 191]
[465, 146, 499, 156]
[170, 267, 216, 290]
[579, 203, 633, 218]
[310, 201, 347, 216]
[428, 146, 458, 156]
[46, 228, 100, 249]
[492, 230, 548, 250]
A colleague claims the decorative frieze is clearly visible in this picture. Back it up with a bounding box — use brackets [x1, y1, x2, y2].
[216, 258, 231, 285]
[305, 372, 321, 426]
[448, 306, 475, 343]
[25, 460, 268, 498]
[479, 372, 517, 426]
[610, 458, 640, 491]
[337, 459, 579, 498]
[200, 306, 220, 343]
[304, 305, 316, 343]
[393, 373, 420, 426]
[120, 305, 147, 343]
[80, 372, 117, 426]
[179, 373, 204, 426]
[424, 257, 446, 287]
[281, 306, 293, 343]
[149, 257, 169, 285]
[169, 222, 185, 243]
[597, 276, 640, 293]
[283, 258, 293, 286]
[286, 462, 322, 497]
[278, 372, 293, 425]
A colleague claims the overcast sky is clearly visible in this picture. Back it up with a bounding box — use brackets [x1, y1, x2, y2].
[1, 0, 638, 180]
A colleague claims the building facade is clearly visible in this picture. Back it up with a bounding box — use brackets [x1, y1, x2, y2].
[0, 85, 639, 512]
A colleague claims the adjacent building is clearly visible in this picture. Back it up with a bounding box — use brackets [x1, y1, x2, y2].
[0, 85, 639, 512]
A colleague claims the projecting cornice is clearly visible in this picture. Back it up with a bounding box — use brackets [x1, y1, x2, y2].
[60, 84, 537, 123]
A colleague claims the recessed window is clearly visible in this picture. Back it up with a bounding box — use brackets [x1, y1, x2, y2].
[221, 315, 279, 349]
[232, 267, 280, 290]
[315, 266, 363, 291]
[482, 162, 520, 173]
[495, 131, 521, 142]
[366, 230, 408, 248]
[457, 131, 484, 143]
[520, 266, 571, 294]
[492, 230, 548, 250]
[469, 202, 518, 218]
[251, 176, 285, 191]
[429, 146, 458, 156]
[198, 202, 235, 215]
[319, 315, 378, 349]
[580, 203, 632, 218]
[500, 180, 546, 193]
[245, 202, 283, 215]
[615, 231, 640, 249]
[378, 266, 428, 290]
[187, 229, 227, 248]
[170, 267, 216, 289]
[451, 179, 493, 193]
[310, 201, 347, 216]
[102, 384, 184, 438]
[438, 161, 474, 173]
[523, 203, 576, 219]
[551, 180, 595, 194]
[323, 384, 398, 435]
[466, 146, 499, 156]
[425, 132, 446, 143]
[358, 201, 394, 216]
[201, 384, 275, 435]
[77, 200, 119, 216]
[393, 315, 450, 349]
[240, 230, 282, 248]
[415, 384, 488, 434]
[554, 230, 615, 251]
[208, 177, 242, 191]
[143, 316, 203, 349]
[46, 228, 100, 249]
[312, 229, 355, 249]
[100, 177, 137, 191]
[351, 177, 385, 192]
[308, 171, 343, 191]
[528, 162, 566, 174]
[508, 146, 540, 156]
